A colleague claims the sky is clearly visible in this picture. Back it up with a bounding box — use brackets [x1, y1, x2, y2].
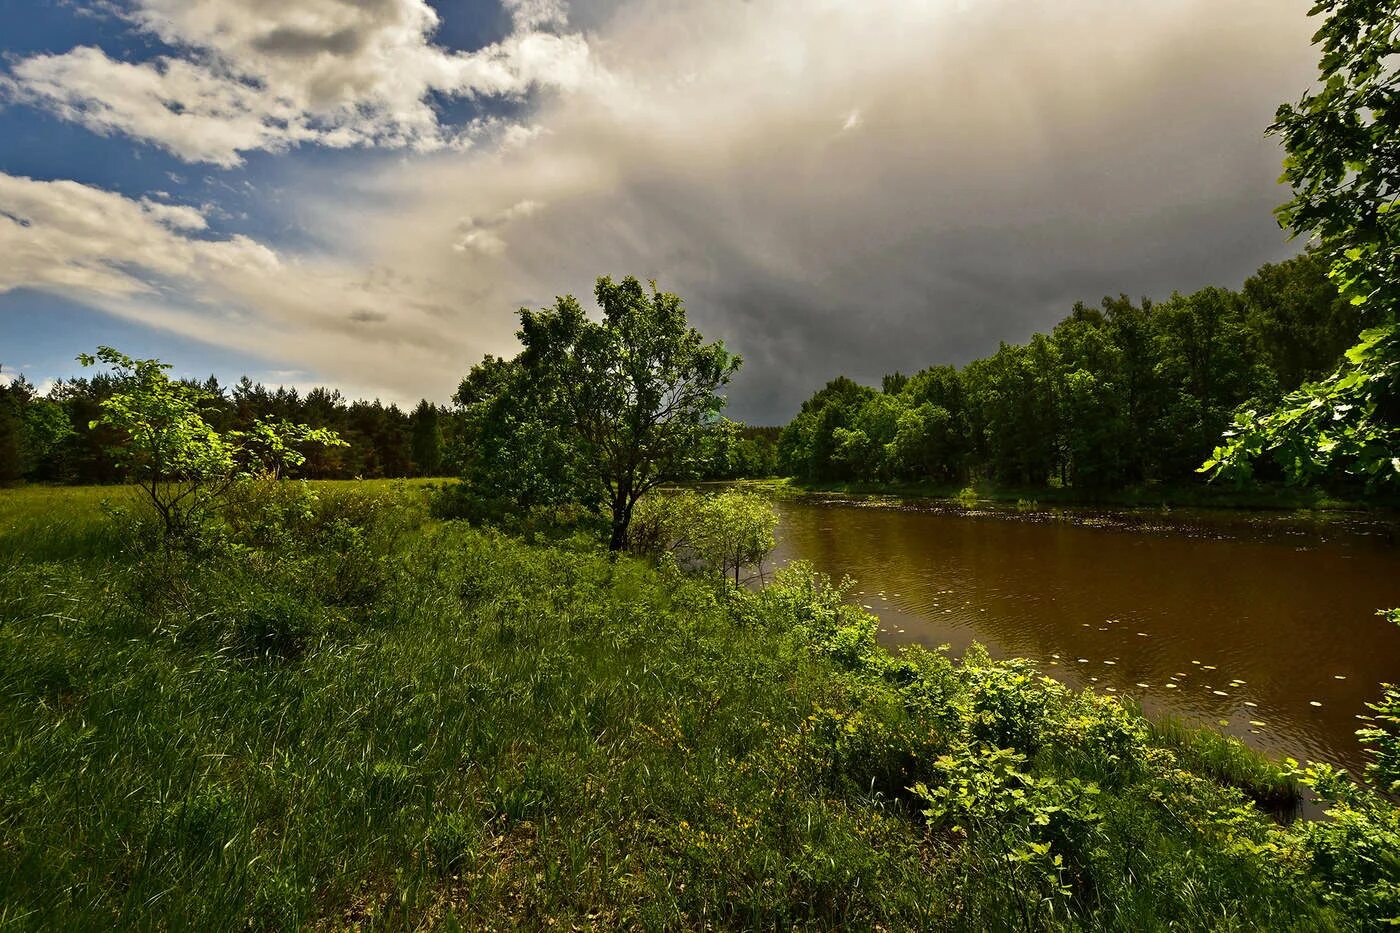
[0, 0, 1321, 423]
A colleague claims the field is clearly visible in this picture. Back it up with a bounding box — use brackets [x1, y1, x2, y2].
[1, 481, 1396, 930]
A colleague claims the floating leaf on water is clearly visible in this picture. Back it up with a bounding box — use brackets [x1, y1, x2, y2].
[1218, 719, 1230, 726]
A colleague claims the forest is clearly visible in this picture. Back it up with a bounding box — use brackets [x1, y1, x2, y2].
[0, 373, 453, 485]
[777, 250, 1369, 491]
[0, 367, 774, 489]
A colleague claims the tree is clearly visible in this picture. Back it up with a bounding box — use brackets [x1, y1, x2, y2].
[79, 348, 343, 540]
[410, 400, 444, 476]
[1153, 287, 1268, 478]
[1205, 0, 1400, 489]
[963, 338, 1059, 485]
[79, 348, 240, 539]
[887, 402, 962, 482]
[228, 418, 347, 479]
[1243, 251, 1359, 391]
[0, 369, 26, 485]
[460, 277, 740, 550]
[1051, 311, 1129, 487]
[21, 397, 75, 481]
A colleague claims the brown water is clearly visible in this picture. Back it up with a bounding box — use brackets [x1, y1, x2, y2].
[766, 493, 1400, 775]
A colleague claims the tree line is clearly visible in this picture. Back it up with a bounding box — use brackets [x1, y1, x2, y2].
[0, 370, 453, 485]
[777, 250, 1369, 490]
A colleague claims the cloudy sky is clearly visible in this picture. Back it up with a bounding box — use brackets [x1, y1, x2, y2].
[0, 0, 1320, 422]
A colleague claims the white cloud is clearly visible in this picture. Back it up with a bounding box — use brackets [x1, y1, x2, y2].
[0, 0, 1324, 417]
[0, 173, 492, 401]
[3, 0, 599, 165]
[504, 0, 571, 31]
[452, 199, 545, 256]
[0, 174, 277, 297]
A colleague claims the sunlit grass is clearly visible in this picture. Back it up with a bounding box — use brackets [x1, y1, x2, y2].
[1147, 712, 1302, 813]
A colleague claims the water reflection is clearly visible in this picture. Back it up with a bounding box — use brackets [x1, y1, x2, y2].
[767, 495, 1400, 774]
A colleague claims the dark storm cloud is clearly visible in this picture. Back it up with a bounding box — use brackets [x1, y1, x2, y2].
[341, 0, 1323, 417]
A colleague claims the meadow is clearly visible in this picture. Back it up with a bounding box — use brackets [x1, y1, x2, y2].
[2, 480, 1399, 930]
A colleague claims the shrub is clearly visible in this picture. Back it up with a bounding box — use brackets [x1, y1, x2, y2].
[232, 588, 325, 659]
[631, 489, 777, 585]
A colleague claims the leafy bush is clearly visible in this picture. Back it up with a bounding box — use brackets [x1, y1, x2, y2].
[231, 588, 325, 659]
[631, 488, 778, 584]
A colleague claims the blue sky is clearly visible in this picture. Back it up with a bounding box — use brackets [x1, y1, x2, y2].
[0, 0, 1321, 421]
[1, 0, 528, 397]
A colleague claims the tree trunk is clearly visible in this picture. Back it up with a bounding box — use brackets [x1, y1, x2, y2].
[608, 489, 632, 552]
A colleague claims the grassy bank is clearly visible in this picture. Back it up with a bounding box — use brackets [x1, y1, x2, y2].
[734, 476, 1400, 515]
[1, 482, 1397, 929]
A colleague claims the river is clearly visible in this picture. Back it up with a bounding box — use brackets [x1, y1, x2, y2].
[763, 492, 1400, 776]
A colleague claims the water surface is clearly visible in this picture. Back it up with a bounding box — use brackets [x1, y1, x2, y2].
[765, 493, 1400, 775]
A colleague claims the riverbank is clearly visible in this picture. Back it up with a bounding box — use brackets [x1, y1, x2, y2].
[738, 476, 1400, 515]
[2, 482, 1397, 928]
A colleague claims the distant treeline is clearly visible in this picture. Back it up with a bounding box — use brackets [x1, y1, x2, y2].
[778, 251, 1364, 490]
[0, 368, 777, 487]
[0, 375, 455, 484]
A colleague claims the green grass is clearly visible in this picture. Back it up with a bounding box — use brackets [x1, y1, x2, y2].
[1145, 712, 1302, 813]
[0, 481, 1395, 929]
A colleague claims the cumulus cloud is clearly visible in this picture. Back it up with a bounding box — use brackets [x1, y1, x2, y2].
[4, 0, 599, 165]
[0, 174, 276, 296]
[0, 173, 494, 400]
[452, 199, 545, 256]
[1, 0, 1325, 419]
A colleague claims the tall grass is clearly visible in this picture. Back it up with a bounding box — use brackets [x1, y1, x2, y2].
[1147, 712, 1302, 814]
[0, 481, 1386, 929]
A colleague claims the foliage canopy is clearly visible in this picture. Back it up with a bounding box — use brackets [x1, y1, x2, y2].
[456, 276, 740, 549]
[78, 347, 344, 539]
[1204, 0, 1400, 488]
